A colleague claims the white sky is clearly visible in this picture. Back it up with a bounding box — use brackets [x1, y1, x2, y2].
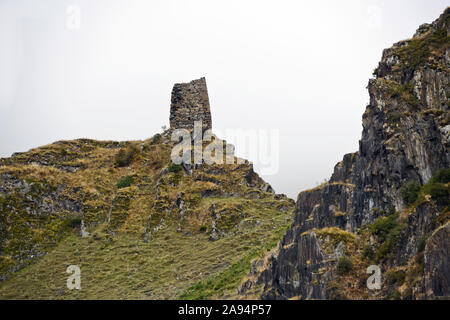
[0, 0, 448, 198]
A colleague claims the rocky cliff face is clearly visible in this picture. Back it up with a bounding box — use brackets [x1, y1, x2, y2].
[240, 8, 449, 300]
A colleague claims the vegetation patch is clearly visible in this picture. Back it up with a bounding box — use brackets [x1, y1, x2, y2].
[417, 236, 426, 253]
[387, 112, 402, 124]
[429, 168, 450, 184]
[179, 225, 289, 300]
[362, 245, 376, 261]
[117, 175, 133, 189]
[393, 27, 449, 75]
[421, 182, 449, 206]
[385, 269, 406, 286]
[150, 134, 162, 145]
[369, 213, 399, 242]
[179, 251, 255, 300]
[400, 181, 421, 205]
[314, 227, 356, 246]
[65, 217, 82, 229]
[337, 256, 353, 275]
[406, 169, 450, 207]
[369, 213, 405, 262]
[168, 162, 183, 173]
[115, 145, 139, 167]
[387, 82, 420, 108]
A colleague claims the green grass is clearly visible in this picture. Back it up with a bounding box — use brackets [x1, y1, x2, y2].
[179, 224, 289, 300]
[117, 175, 133, 189]
[179, 251, 257, 300]
[0, 198, 292, 299]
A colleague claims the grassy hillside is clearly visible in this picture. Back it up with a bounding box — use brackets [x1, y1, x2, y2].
[0, 132, 294, 299]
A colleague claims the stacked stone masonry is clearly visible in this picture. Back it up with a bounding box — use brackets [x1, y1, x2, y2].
[169, 77, 212, 131]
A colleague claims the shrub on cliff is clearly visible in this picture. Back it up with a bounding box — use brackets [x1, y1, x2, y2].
[400, 181, 421, 205]
[376, 229, 404, 262]
[409, 169, 450, 206]
[168, 162, 182, 173]
[362, 245, 375, 261]
[65, 217, 82, 229]
[150, 134, 162, 145]
[117, 175, 133, 189]
[417, 237, 427, 253]
[429, 168, 450, 184]
[370, 213, 405, 262]
[386, 269, 406, 286]
[370, 213, 399, 242]
[422, 183, 449, 206]
[115, 145, 139, 167]
[337, 256, 353, 274]
[387, 82, 420, 108]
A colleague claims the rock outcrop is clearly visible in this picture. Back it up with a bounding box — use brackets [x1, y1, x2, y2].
[424, 221, 450, 298]
[170, 77, 212, 131]
[240, 8, 450, 300]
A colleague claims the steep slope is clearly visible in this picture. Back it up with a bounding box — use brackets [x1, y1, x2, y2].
[239, 8, 450, 300]
[0, 116, 294, 298]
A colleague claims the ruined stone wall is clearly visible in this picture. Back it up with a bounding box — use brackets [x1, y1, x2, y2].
[169, 77, 212, 130]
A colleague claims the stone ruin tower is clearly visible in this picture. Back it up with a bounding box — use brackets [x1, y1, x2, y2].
[169, 77, 212, 131]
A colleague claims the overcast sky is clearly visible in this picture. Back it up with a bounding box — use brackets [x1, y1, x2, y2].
[0, 0, 448, 198]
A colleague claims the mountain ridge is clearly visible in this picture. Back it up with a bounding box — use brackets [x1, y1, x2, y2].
[239, 7, 450, 300]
